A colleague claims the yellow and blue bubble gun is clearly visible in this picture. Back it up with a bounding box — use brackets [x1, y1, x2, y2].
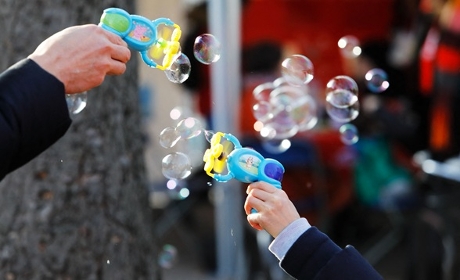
[203, 132, 285, 189]
[99, 7, 182, 70]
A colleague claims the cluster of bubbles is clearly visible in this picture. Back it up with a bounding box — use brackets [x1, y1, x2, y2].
[324, 74, 360, 145]
[250, 54, 318, 152]
[164, 33, 221, 84]
[334, 35, 390, 144]
[249, 35, 390, 147]
[159, 117, 204, 180]
[158, 34, 221, 183]
[67, 33, 221, 115]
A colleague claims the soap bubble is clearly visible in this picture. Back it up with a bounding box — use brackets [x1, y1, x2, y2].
[161, 152, 192, 180]
[66, 92, 87, 115]
[159, 127, 180, 148]
[338, 35, 361, 58]
[158, 244, 178, 269]
[281, 54, 314, 86]
[365, 68, 389, 93]
[193, 33, 221, 64]
[175, 117, 203, 139]
[339, 123, 359, 145]
[165, 53, 191, 83]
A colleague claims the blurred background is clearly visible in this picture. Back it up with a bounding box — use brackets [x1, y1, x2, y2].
[1, 0, 460, 279]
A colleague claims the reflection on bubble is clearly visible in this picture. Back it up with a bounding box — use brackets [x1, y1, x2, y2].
[161, 152, 192, 180]
[339, 123, 359, 145]
[326, 75, 358, 97]
[193, 34, 221, 64]
[170, 106, 192, 121]
[252, 101, 273, 122]
[260, 120, 299, 140]
[252, 82, 275, 102]
[159, 127, 180, 148]
[204, 130, 215, 143]
[175, 117, 203, 139]
[326, 100, 360, 123]
[281, 54, 314, 86]
[66, 92, 88, 115]
[261, 139, 291, 154]
[326, 89, 359, 108]
[365, 68, 389, 93]
[165, 53, 191, 83]
[338, 35, 361, 58]
[158, 244, 178, 269]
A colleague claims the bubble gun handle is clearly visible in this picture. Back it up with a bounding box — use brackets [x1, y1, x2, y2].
[99, 7, 182, 70]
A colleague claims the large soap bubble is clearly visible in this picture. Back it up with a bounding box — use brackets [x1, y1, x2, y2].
[161, 152, 192, 180]
[193, 33, 221, 64]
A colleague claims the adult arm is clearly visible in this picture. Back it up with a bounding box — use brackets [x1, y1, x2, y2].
[0, 59, 71, 180]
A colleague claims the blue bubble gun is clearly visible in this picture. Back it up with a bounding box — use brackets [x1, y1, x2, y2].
[99, 7, 182, 70]
[203, 132, 285, 190]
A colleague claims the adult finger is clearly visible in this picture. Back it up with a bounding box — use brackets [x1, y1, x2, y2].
[111, 44, 131, 63]
[102, 28, 128, 47]
[107, 60, 127, 76]
[247, 181, 278, 194]
[247, 214, 263, 231]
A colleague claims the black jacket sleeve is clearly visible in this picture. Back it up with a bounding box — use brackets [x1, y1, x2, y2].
[0, 58, 72, 180]
[280, 227, 383, 280]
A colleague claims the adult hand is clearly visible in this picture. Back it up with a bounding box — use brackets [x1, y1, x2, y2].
[28, 24, 131, 94]
[244, 181, 300, 238]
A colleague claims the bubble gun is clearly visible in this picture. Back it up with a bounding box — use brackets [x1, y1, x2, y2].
[99, 7, 182, 70]
[203, 132, 285, 193]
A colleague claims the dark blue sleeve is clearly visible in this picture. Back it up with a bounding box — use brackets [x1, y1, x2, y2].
[0, 59, 72, 180]
[280, 227, 383, 280]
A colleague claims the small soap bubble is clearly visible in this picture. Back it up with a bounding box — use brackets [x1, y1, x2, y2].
[338, 35, 361, 58]
[339, 123, 359, 145]
[159, 127, 180, 148]
[365, 68, 389, 93]
[158, 244, 178, 269]
[281, 54, 314, 86]
[66, 92, 87, 115]
[193, 33, 221, 64]
[161, 152, 192, 180]
[165, 53, 191, 83]
[175, 117, 203, 139]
